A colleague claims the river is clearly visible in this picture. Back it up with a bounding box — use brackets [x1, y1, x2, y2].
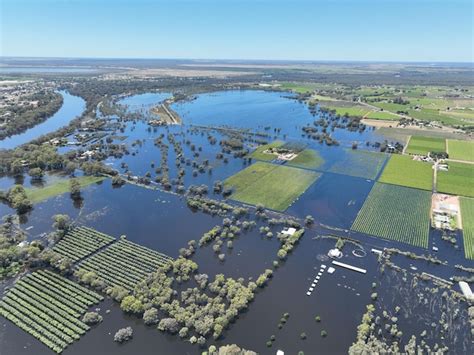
[0, 91, 86, 150]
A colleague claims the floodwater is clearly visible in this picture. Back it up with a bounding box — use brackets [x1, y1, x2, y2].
[0, 90, 472, 355]
[0, 91, 86, 149]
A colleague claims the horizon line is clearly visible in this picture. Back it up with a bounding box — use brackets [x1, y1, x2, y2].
[1, 56, 473, 65]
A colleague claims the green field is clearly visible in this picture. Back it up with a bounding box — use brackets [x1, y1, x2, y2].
[365, 111, 400, 120]
[26, 176, 106, 203]
[460, 197, 474, 260]
[436, 162, 474, 198]
[351, 183, 431, 248]
[406, 136, 446, 155]
[379, 155, 433, 190]
[279, 82, 315, 94]
[370, 102, 408, 113]
[287, 149, 324, 169]
[0, 270, 102, 353]
[445, 109, 474, 121]
[224, 162, 320, 211]
[321, 104, 371, 117]
[251, 142, 323, 170]
[250, 141, 284, 161]
[447, 139, 474, 162]
[407, 108, 468, 127]
[327, 149, 387, 180]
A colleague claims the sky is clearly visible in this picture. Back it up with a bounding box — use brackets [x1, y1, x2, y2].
[1, 0, 473, 62]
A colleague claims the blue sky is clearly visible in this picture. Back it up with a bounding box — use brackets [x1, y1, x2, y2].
[1, 0, 472, 62]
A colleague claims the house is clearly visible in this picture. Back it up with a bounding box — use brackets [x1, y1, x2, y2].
[281, 227, 296, 236]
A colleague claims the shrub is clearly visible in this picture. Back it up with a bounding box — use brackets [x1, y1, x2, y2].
[114, 327, 133, 343]
[143, 308, 159, 325]
[82, 311, 103, 325]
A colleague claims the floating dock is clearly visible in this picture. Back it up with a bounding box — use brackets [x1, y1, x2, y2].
[332, 261, 366, 274]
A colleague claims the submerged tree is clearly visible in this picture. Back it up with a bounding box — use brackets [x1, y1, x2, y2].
[114, 327, 133, 343]
[69, 178, 81, 199]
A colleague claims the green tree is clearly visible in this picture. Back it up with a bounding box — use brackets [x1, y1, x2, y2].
[28, 167, 44, 181]
[7, 185, 32, 214]
[120, 295, 144, 314]
[143, 307, 159, 325]
[82, 312, 103, 325]
[69, 178, 81, 199]
[52, 214, 71, 234]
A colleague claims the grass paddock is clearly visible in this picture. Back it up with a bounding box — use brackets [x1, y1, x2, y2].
[224, 162, 320, 211]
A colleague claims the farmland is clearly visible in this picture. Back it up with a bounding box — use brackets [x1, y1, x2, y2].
[224, 162, 320, 211]
[365, 111, 400, 120]
[287, 149, 324, 169]
[250, 140, 284, 161]
[250, 141, 323, 169]
[327, 149, 387, 180]
[0, 270, 102, 353]
[460, 197, 474, 260]
[351, 183, 431, 248]
[76, 238, 173, 291]
[278, 82, 316, 94]
[52, 226, 115, 263]
[320, 103, 371, 117]
[436, 161, 474, 198]
[447, 139, 474, 162]
[405, 136, 446, 155]
[379, 155, 433, 190]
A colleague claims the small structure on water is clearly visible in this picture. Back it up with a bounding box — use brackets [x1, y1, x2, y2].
[332, 261, 366, 274]
[328, 248, 343, 259]
[281, 227, 296, 236]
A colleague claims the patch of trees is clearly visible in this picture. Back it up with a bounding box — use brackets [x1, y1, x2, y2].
[0, 143, 68, 175]
[392, 97, 410, 105]
[276, 228, 304, 260]
[0, 91, 63, 140]
[208, 344, 256, 354]
[124, 258, 261, 344]
[186, 197, 234, 217]
[0, 215, 42, 279]
[3, 185, 32, 214]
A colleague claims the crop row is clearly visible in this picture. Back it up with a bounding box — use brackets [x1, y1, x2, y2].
[0, 270, 102, 353]
[76, 238, 173, 291]
[2, 296, 78, 342]
[0, 307, 64, 353]
[15, 281, 81, 318]
[117, 239, 172, 262]
[79, 257, 141, 290]
[22, 276, 89, 313]
[8, 287, 88, 333]
[52, 226, 114, 262]
[460, 197, 474, 260]
[38, 269, 103, 302]
[351, 183, 430, 248]
[34, 271, 102, 305]
[0, 302, 69, 352]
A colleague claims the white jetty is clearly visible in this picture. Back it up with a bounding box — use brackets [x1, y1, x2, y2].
[332, 261, 367, 274]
